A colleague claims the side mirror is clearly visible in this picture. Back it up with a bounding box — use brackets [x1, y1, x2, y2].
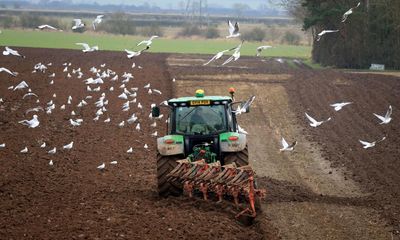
[152, 106, 160, 118]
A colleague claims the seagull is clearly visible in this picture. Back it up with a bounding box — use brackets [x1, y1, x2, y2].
[127, 147, 133, 153]
[144, 83, 150, 89]
[342, 2, 361, 23]
[48, 147, 56, 154]
[97, 163, 105, 170]
[13, 81, 29, 91]
[222, 41, 244, 66]
[127, 114, 138, 124]
[118, 121, 125, 127]
[135, 123, 141, 131]
[256, 45, 273, 57]
[137, 36, 158, 47]
[373, 105, 392, 124]
[226, 20, 240, 38]
[70, 119, 81, 127]
[3, 47, 25, 58]
[0, 67, 18, 76]
[234, 95, 256, 115]
[151, 131, 158, 137]
[153, 89, 162, 95]
[37, 25, 59, 31]
[279, 137, 297, 152]
[76, 43, 98, 53]
[67, 96, 72, 105]
[20, 147, 28, 153]
[63, 141, 74, 150]
[330, 102, 352, 111]
[49, 160, 54, 166]
[359, 136, 386, 149]
[92, 15, 104, 30]
[125, 46, 149, 58]
[25, 106, 44, 114]
[19, 115, 40, 128]
[0, 143, 5, 148]
[72, 19, 85, 30]
[144, 144, 148, 149]
[237, 125, 248, 134]
[40, 142, 46, 148]
[203, 49, 230, 66]
[316, 30, 339, 41]
[305, 113, 331, 127]
[110, 161, 118, 165]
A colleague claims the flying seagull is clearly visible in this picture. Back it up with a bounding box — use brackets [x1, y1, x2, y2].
[3, 46, 25, 58]
[234, 95, 256, 115]
[92, 15, 104, 30]
[226, 20, 240, 38]
[37, 25, 60, 31]
[256, 45, 273, 57]
[373, 105, 392, 124]
[342, 2, 361, 23]
[359, 136, 386, 149]
[316, 30, 339, 41]
[279, 137, 297, 152]
[125, 46, 150, 58]
[76, 43, 99, 53]
[13, 81, 29, 91]
[330, 102, 352, 111]
[222, 41, 244, 66]
[72, 19, 85, 30]
[203, 49, 230, 66]
[137, 35, 158, 47]
[19, 115, 40, 128]
[0, 67, 18, 76]
[305, 112, 331, 127]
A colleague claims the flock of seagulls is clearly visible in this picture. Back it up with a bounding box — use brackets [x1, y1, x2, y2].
[317, 2, 361, 41]
[0, 42, 167, 170]
[280, 102, 393, 152]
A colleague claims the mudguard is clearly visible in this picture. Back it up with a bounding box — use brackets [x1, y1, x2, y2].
[219, 132, 247, 152]
[157, 135, 184, 156]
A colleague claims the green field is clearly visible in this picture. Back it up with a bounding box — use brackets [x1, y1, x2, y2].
[0, 29, 311, 58]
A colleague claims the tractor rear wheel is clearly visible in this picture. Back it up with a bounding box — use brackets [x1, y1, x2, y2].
[157, 153, 183, 197]
[223, 146, 249, 166]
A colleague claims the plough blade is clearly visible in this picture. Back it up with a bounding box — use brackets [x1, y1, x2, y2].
[166, 159, 266, 220]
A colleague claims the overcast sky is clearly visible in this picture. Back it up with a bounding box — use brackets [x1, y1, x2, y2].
[70, 0, 279, 9]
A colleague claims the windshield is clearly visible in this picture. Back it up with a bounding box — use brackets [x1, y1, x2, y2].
[175, 105, 227, 135]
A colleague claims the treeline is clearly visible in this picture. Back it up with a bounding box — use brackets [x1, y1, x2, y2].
[287, 0, 400, 69]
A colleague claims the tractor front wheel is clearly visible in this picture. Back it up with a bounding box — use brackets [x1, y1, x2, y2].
[157, 153, 183, 197]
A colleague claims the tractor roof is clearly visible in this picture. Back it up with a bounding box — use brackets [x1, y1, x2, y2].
[168, 96, 232, 103]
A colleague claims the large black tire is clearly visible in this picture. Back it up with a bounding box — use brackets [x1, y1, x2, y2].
[157, 153, 183, 197]
[223, 146, 249, 166]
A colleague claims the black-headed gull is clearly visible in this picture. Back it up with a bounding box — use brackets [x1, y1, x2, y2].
[373, 105, 392, 124]
[359, 136, 386, 149]
[76, 43, 98, 52]
[137, 35, 158, 47]
[226, 20, 240, 38]
[0, 67, 18, 76]
[305, 113, 331, 127]
[92, 15, 104, 30]
[256, 45, 273, 57]
[330, 102, 352, 111]
[203, 49, 230, 66]
[316, 30, 339, 41]
[222, 41, 244, 66]
[125, 46, 149, 58]
[3, 46, 25, 58]
[342, 2, 361, 22]
[279, 137, 297, 152]
[72, 19, 85, 30]
[19, 115, 40, 128]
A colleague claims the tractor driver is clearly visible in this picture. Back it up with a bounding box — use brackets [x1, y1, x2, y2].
[190, 106, 216, 134]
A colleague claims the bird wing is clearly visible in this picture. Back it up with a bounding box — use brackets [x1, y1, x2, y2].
[240, 95, 256, 112]
[73, 19, 82, 24]
[92, 21, 96, 30]
[358, 140, 370, 146]
[234, 22, 239, 34]
[228, 20, 235, 35]
[386, 105, 392, 118]
[355, 2, 361, 8]
[76, 43, 90, 50]
[281, 137, 289, 148]
[137, 40, 147, 46]
[204, 53, 218, 65]
[222, 55, 234, 66]
[373, 113, 386, 122]
[305, 113, 318, 124]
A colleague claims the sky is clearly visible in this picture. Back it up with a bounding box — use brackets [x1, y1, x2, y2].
[70, 0, 279, 9]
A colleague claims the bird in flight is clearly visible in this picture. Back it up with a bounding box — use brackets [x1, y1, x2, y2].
[373, 105, 392, 124]
[222, 41, 244, 66]
[279, 137, 297, 152]
[359, 136, 386, 149]
[137, 36, 159, 47]
[330, 102, 352, 111]
[37, 25, 60, 31]
[256, 45, 273, 57]
[342, 2, 361, 23]
[316, 30, 339, 41]
[226, 20, 240, 38]
[125, 46, 150, 58]
[92, 15, 104, 30]
[0, 67, 18, 76]
[3, 46, 25, 58]
[72, 19, 85, 30]
[305, 113, 331, 127]
[76, 43, 99, 53]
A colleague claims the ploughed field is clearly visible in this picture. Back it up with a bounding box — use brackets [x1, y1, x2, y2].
[1, 47, 399, 239]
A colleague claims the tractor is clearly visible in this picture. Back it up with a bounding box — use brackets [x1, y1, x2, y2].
[152, 88, 265, 221]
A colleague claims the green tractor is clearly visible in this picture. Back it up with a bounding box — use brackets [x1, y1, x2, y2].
[152, 89, 264, 221]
